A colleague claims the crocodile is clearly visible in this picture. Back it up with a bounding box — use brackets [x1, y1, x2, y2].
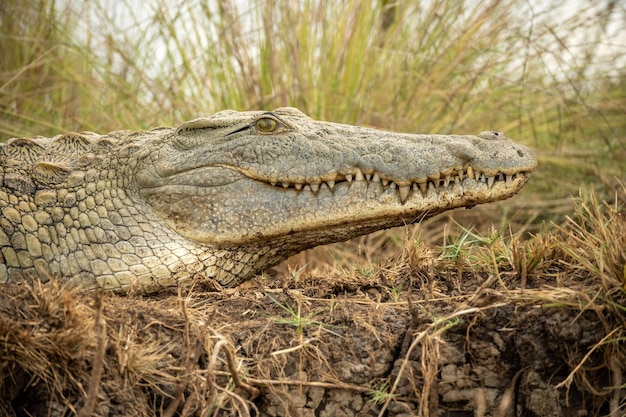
[0, 107, 537, 292]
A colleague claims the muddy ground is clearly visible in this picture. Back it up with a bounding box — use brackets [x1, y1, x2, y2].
[0, 259, 624, 416]
[1, 196, 625, 416]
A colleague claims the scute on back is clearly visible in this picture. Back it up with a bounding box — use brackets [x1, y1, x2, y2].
[1, 132, 121, 193]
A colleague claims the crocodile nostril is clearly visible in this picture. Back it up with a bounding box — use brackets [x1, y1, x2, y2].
[517, 149, 524, 157]
[477, 131, 506, 141]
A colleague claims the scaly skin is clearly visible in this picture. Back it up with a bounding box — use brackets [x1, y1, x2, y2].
[0, 108, 536, 291]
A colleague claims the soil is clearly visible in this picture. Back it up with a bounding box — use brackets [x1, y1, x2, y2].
[1, 253, 624, 417]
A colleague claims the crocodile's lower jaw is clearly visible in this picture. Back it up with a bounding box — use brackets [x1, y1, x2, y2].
[142, 170, 530, 249]
[260, 172, 531, 251]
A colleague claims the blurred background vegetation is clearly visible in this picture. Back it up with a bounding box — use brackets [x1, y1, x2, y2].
[1, 0, 625, 271]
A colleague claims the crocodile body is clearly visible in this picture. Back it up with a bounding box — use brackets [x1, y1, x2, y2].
[0, 108, 536, 292]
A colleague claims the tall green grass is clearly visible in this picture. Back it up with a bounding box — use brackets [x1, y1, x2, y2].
[1, 0, 624, 202]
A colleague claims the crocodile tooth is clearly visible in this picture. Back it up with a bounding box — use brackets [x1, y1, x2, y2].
[457, 170, 464, 181]
[382, 178, 389, 187]
[372, 173, 381, 183]
[365, 173, 372, 181]
[282, 182, 290, 189]
[346, 174, 353, 183]
[355, 168, 365, 181]
[418, 181, 427, 194]
[444, 175, 451, 187]
[487, 175, 495, 188]
[295, 183, 303, 191]
[303, 184, 311, 192]
[428, 181, 435, 190]
[327, 180, 335, 190]
[505, 174, 512, 185]
[389, 182, 397, 190]
[399, 185, 410, 203]
[466, 166, 474, 180]
[310, 183, 320, 193]
[271, 181, 277, 187]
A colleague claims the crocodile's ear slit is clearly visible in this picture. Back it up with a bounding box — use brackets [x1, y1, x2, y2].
[175, 118, 217, 135]
[176, 116, 252, 136]
[174, 117, 253, 149]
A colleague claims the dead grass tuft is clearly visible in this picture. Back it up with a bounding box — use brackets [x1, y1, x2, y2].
[557, 186, 626, 300]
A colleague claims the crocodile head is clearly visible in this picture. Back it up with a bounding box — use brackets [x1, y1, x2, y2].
[136, 107, 536, 255]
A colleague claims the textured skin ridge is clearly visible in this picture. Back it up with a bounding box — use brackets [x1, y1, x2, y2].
[0, 108, 537, 292]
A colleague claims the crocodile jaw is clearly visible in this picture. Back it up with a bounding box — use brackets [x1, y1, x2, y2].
[139, 164, 531, 250]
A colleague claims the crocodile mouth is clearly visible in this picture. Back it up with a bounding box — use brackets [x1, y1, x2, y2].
[140, 163, 532, 247]
[219, 164, 532, 204]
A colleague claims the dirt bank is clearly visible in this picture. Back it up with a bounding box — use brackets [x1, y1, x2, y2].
[1, 194, 624, 416]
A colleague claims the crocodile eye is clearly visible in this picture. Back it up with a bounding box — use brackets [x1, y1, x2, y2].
[255, 117, 279, 133]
